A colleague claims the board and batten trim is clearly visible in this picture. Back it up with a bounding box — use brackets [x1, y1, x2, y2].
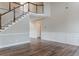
[41, 32, 79, 46]
[0, 33, 30, 48]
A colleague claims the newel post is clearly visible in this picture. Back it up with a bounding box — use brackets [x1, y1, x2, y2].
[9, 2, 11, 11]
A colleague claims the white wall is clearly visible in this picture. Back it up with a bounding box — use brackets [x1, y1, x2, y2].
[44, 2, 52, 16]
[42, 2, 79, 46]
[0, 15, 29, 48]
[0, 33, 29, 48]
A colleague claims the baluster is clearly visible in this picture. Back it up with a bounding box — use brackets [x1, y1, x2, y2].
[28, 2, 30, 12]
[0, 14, 2, 29]
[23, 5, 24, 16]
[42, 5, 44, 13]
[13, 7, 16, 22]
[36, 5, 37, 13]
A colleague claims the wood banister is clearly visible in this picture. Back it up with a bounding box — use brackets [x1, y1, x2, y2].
[2, 2, 43, 16]
[2, 2, 28, 16]
[13, 2, 21, 5]
[0, 2, 44, 29]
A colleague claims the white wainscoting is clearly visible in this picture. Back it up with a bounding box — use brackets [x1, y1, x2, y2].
[0, 33, 30, 48]
[42, 32, 79, 46]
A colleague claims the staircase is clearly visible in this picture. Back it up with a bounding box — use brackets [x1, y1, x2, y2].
[0, 2, 44, 32]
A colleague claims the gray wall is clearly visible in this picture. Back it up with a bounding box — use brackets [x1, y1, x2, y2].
[43, 2, 79, 33]
[42, 2, 79, 46]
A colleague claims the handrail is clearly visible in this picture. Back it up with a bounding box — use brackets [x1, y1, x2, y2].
[0, 2, 28, 29]
[1, 2, 44, 16]
[13, 2, 21, 5]
[29, 2, 44, 6]
[0, 2, 44, 29]
[28, 2, 37, 6]
[1, 2, 28, 16]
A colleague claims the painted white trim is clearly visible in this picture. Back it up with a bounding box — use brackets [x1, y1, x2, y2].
[42, 32, 79, 46]
[0, 33, 30, 48]
[0, 41, 30, 49]
[0, 33, 28, 36]
[43, 39, 78, 46]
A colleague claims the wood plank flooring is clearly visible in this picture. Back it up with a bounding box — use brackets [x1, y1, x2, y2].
[0, 39, 79, 56]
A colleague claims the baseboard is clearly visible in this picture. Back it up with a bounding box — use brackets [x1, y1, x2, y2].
[0, 41, 30, 49]
[43, 39, 78, 46]
[42, 32, 79, 46]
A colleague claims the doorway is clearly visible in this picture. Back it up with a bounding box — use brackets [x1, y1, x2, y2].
[30, 20, 42, 39]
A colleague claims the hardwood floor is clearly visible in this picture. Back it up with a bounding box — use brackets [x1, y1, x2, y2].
[0, 39, 79, 56]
